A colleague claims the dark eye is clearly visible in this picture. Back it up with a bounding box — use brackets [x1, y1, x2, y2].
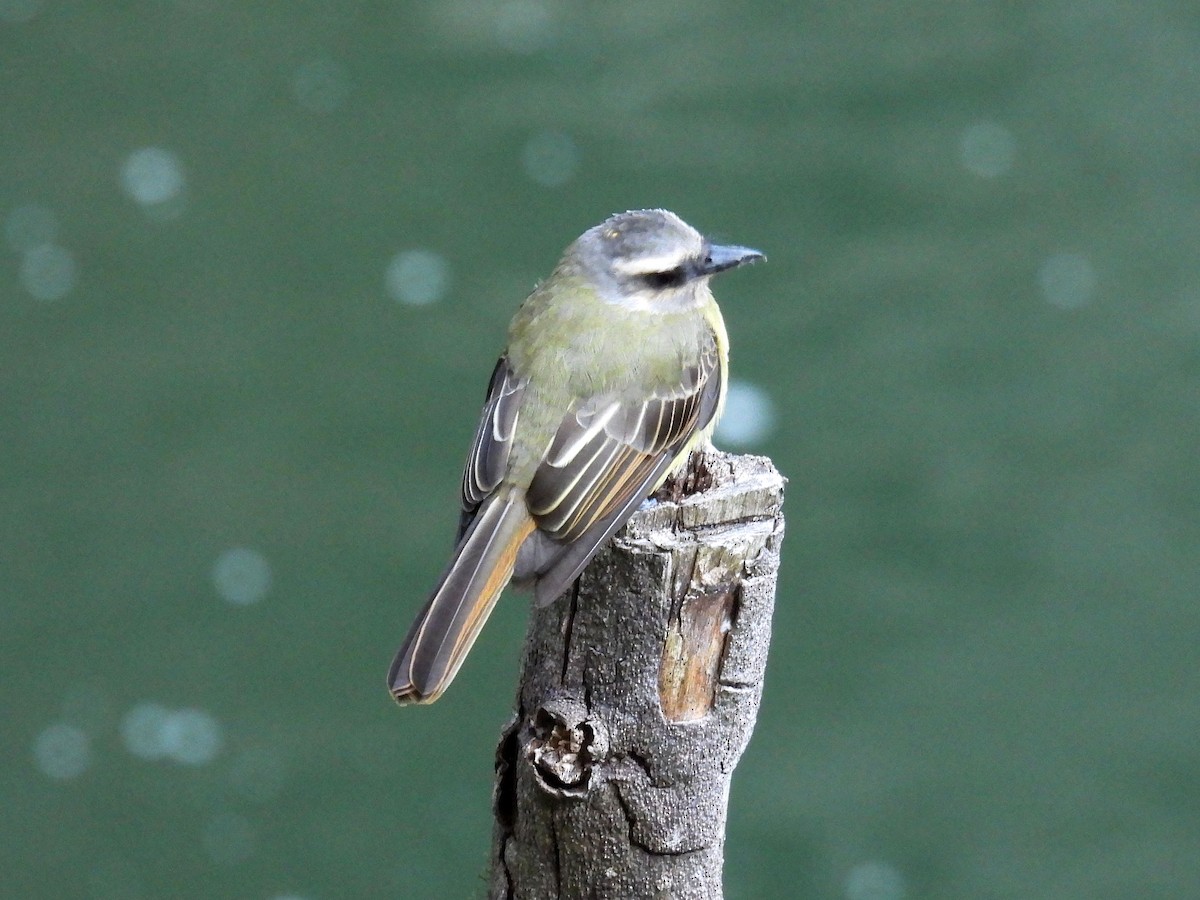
[642, 267, 687, 290]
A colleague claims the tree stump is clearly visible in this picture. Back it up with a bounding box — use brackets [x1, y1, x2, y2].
[491, 449, 786, 900]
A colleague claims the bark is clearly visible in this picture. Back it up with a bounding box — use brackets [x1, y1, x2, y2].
[491, 449, 786, 900]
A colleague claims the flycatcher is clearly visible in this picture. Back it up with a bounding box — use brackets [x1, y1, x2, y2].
[389, 209, 763, 705]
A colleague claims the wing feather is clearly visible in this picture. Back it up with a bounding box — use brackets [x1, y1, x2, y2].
[456, 333, 723, 608]
[545, 402, 621, 467]
[557, 444, 643, 539]
[460, 357, 525, 539]
[528, 431, 619, 525]
[525, 337, 722, 551]
[529, 356, 723, 608]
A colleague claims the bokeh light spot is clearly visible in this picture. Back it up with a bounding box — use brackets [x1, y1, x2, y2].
[160, 708, 224, 766]
[521, 131, 580, 188]
[958, 121, 1016, 178]
[292, 58, 350, 114]
[386, 249, 451, 306]
[714, 380, 776, 447]
[4, 201, 57, 252]
[845, 860, 906, 900]
[33, 723, 92, 780]
[121, 703, 224, 765]
[121, 147, 186, 210]
[1039, 252, 1096, 309]
[213, 547, 272, 605]
[20, 244, 76, 301]
[121, 702, 173, 760]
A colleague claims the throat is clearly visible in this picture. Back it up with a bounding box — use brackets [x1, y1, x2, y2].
[608, 283, 711, 314]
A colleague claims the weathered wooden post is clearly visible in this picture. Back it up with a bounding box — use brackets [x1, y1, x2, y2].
[490, 450, 785, 900]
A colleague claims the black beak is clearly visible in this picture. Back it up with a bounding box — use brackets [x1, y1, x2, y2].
[701, 243, 766, 276]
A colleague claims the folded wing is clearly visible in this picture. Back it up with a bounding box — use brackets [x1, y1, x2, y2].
[521, 337, 723, 605]
[459, 356, 525, 540]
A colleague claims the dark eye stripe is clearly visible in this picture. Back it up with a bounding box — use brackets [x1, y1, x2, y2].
[642, 266, 688, 290]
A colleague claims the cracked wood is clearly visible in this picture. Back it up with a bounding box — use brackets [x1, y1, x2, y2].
[490, 449, 785, 900]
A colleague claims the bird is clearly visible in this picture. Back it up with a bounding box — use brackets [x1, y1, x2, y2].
[388, 209, 764, 705]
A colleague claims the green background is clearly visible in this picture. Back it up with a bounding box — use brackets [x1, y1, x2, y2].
[4, 2, 1199, 898]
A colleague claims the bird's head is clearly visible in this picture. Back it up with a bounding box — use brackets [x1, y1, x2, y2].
[568, 209, 764, 310]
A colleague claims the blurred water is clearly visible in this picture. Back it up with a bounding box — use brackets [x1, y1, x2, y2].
[3, 2, 1199, 897]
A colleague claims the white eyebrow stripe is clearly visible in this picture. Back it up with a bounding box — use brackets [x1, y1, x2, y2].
[611, 252, 691, 275]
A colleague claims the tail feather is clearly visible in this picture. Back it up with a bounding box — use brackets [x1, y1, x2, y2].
[388, 491, 535, 705]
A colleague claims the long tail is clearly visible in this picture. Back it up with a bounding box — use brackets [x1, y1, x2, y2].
[388, 490, 535, 705]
